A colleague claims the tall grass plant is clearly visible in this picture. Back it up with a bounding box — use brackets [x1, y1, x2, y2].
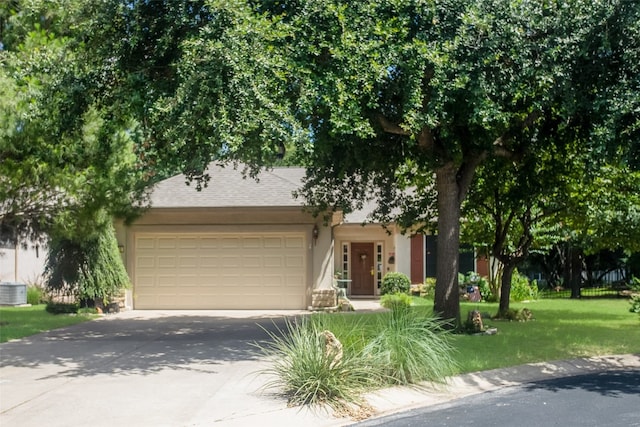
[255, 316, 378, 411]
[363, 306, 457, 385]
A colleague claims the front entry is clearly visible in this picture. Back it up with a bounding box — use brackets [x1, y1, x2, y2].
[350, 242, 375, 296]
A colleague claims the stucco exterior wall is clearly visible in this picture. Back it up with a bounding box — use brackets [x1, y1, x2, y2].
[115, 207, 333, 309]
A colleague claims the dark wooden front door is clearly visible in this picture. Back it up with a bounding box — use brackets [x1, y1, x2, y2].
[350, 242, 375, 295]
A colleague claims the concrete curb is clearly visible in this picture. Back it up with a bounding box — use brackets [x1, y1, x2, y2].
[356, 354, 640, 424]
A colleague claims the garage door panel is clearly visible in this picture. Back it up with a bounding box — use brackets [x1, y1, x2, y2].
[157, 256, 176, 267]
[286, 255, 304, 268]
[200, 238, 219, 249]
[242, 256, 262, 268]
[263, 237, 283, 248]
[242, 237, 261, 248]
[137, 238, 156, 249]
[134, 232, 307, 309]
[263, 256, 283, 268]
[200, 256, 219, 267]
[222, 256, 241, 267]
[222, 238, 240, 248]
[178, 237, 198, 248]
[179, 256, 198, 268]
[285, 237, 304, 248]
[157, 238, 177, 249]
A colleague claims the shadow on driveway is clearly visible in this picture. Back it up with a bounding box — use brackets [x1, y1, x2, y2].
[0, 313, 294, 379]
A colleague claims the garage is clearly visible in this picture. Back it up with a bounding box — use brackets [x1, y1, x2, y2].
[133, 232, 307, 309]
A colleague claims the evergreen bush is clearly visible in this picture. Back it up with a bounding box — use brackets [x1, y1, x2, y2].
[380, 272, 411, 295]
[45, 221, 130, 304]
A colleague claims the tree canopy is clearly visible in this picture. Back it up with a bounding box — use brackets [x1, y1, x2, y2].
[0, 1, 149, 243]
[2, 0, 638, 324]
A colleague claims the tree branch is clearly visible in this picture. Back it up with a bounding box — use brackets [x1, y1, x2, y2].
[376, 114, 411, 136]
[416, 126, 435, 151]
[456, 150, 488, 205]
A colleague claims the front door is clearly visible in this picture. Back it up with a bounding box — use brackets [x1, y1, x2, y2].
[350, 242, 375, 295]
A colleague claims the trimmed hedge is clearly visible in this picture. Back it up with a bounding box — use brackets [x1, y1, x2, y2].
[380, 272, 411, 295]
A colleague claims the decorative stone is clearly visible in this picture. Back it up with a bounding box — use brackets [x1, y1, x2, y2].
[311, 289, 337, 309]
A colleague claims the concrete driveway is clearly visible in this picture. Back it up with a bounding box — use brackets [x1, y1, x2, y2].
[0, 309, 341, 427]
[2, 304, 638, 427]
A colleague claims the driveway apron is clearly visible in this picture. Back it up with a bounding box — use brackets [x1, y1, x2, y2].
[0, 310, 333, 427]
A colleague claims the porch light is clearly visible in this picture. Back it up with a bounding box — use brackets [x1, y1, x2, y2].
[312, 225, 319, 245]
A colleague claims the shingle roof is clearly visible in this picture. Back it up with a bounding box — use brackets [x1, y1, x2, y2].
[341, 199, 379, 224]
[150, 163, 306, 208]
[149, 163, 384, 224]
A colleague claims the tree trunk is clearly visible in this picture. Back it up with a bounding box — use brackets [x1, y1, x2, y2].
[499, 262, 516, 316]
[433, 163, 461, 327]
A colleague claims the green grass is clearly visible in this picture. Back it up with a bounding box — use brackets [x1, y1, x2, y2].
[452, 298, 640, 373]
[307, 297, 640, 377]
[0, 305, 98, 343]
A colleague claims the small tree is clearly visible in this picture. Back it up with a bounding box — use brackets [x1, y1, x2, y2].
[463, 152, 567, 316]
[45, 221, 129, 306]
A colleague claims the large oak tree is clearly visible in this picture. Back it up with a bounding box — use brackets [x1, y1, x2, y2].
[4, 0, 637, 324]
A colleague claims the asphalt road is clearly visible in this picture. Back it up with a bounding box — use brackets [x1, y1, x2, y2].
[354, 370, 640, 427]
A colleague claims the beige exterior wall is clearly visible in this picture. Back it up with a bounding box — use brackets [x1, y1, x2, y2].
[116, 207, 333, 309]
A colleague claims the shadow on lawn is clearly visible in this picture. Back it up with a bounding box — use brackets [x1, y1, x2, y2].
[0, 314, 292, 378]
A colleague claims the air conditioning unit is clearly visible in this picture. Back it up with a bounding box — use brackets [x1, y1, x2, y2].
[0, 282, 27, 305]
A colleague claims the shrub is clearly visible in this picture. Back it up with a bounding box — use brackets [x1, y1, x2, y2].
[363, 307, 457, 385]
[45, 222, 130, 303]
[255, 317, 378, 411]
[510, 270, 538, 301]
[27, 286, 45, 305]
[45, 302, 79, 314]
[422, 277, 436, 298]
[477, 276, 495, 302]
[380, 272, 411, 295]
[630, 295, 640, 314]
[380, 293, 413, 311]
[458, 271, 492, 301]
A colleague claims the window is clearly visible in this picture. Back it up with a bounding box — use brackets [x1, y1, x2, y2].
[342, 243, 349, 279]
[376, 243, 383, 289]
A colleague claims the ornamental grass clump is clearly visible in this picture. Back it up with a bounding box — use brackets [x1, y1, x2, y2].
[256, 316, 378, 411]
[380, 292, 413, 311]
[363, 306, 458, 385]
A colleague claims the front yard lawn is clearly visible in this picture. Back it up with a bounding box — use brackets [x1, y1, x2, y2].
[0, 305, 98, 343]
[452, 298, 640, 372]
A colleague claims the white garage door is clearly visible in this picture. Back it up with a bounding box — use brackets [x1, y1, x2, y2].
[133, 232, 307, 309]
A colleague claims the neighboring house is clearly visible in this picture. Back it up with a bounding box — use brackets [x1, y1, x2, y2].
[0, 240, 46, 285]
[116, 163, 486, 310]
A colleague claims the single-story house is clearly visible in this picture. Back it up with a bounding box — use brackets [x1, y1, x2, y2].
[116, 163, 486, 310]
